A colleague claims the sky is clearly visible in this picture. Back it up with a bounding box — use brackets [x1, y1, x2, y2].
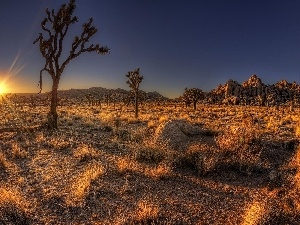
[1, 0, 300, 98]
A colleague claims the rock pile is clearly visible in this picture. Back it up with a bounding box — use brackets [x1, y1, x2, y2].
[206, 74, 300, 106]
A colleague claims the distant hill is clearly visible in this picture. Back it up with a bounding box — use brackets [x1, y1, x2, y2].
[10, 87, 168, 101]
[56, 87, 169, 101]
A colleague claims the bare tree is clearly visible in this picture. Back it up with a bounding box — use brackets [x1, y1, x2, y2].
[34, 0, 109, 129]
[126, 68, 143, 118]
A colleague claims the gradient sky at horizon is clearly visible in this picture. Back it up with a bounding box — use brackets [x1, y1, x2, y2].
[1, 0, 300, 98]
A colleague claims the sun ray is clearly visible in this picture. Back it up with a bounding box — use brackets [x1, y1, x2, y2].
[8, 52, 21, 75]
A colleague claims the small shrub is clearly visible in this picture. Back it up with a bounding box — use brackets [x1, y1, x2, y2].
[147, 120, 157, 129]
[116, 157, 139, 175]
[215, 126, 254, 152]
[158, 115, 169, 124]
[101, 124, 113, 132]
[73, 144, 99, 162]
[113, 115, 121, 131]
[175, 143, 218, 175]
[145, 163, 172, 180]
[116, 129, 131, 141]
[266, 116, 279, 132]
[130, 199, 160, 224]
[11, 142, 28, 159]
[135, 146, 165, 164]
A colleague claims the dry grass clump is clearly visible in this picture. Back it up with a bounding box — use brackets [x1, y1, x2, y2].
[134, 145, 165, 164]
[129, 199, 160, 224]
[215, 124, 264, 174]
[116, 157, 140, 175]
[115, 128, 131, 141]
[73, 144, 99, 162]
[174, 143, 219, 175]
[0, 186, 29, 210]
[266, 116, 279, 133]
[129, 126, 150, 143]
[215, 125, 254, 152]
[11, 141, 28, 159]
[40, 132, 73, 151]
[144, 163, 172, 180]
[158, 115, 169, 124]
[147, 120, 157, 129]
[66, 161, 105, 206]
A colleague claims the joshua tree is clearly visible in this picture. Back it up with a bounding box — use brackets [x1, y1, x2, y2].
[126, 68, 143, 118]
[181, 93, 191, 108]
[34, 0, 109, 130]
[183, 88, 204, 110]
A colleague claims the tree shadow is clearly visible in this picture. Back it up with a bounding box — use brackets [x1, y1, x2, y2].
[0, 204, 31, 225]
[0, 162, 8, 182]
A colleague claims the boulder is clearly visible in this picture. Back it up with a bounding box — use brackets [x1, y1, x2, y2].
[154, 119, 201, 150]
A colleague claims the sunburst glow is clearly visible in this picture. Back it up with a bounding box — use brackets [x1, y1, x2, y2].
[0, 82, 7, 94]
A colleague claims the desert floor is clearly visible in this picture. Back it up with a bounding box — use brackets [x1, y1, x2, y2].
[0, 103, 300, 224]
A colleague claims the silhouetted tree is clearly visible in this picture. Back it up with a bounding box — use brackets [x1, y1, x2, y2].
[126, 68, 143, 118]
[183, 88, 204, 110]
[34, 0, 109, 130]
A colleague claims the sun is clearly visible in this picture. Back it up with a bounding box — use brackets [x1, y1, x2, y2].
[0, 83, 7, 95]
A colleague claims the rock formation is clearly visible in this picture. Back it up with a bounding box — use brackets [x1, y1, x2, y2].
[206, 75, 300, 106]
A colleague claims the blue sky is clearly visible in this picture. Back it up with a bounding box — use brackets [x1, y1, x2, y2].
[1, 0, 300, 97]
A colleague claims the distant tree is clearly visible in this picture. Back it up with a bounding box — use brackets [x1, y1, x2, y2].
[126, 68, 143, 118]
[123, 90, 146, 107]
[34, 0, 109, 130]
[183, 88, 204, 110]
[181, 93, 191, 108]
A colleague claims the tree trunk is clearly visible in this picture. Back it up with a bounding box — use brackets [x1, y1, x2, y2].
[193, 101, 197, 110]
[47, 77, 60, 130]
[134, 92, 138, 118]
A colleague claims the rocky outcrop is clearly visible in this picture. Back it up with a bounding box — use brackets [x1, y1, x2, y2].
[207, 75, 300, 106]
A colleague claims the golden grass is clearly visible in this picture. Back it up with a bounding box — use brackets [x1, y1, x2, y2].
[0, 186, 29, 212]
[65, 161, 105, 206]
[241, 199, 267, 225]
[116, 157, 140, 174]
[11, 142, 28, 159]
[73, 144, 99, 160]
[147, 120, 157, 129]
[158, 115, 169, 124]
[144, 163, 172, 180]
[1, 103, 300, 223]
[133, 199, 160, 222]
